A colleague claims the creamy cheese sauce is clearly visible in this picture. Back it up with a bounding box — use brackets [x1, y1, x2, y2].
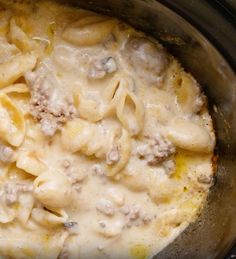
[0, 1, 215, 258]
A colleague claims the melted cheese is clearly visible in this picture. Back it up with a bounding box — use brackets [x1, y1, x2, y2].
[0, 1, 215, 259]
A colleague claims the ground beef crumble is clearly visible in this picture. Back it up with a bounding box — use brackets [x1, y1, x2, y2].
[25, 66, 75, 136]
[137, 133, 175, 166]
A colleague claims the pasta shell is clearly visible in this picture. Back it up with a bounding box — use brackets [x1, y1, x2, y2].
[62, 15, 117, 46]
[0, 53, 37, 88]
[103, 75, 129, 116]
[61, 118, 95, 153]
[8, 17, 38, 52]
[17, 193, 34, 224]
[175, 72, 203, 113]
[16, 151, 47, 176]
[61, 118, 118, 158]
[31, 207, 68, 226]
[0, 93, 25, 146]
[34, 170, 72, 208]
[0, 83, 29, 94]
[167, 118, 215, 153]
[107, 129, 131, 177]
[116, 89, 144, 136]
[77, 91, 104, 122]
[0, 37, 19, 63]
[0, 202, 16, 223]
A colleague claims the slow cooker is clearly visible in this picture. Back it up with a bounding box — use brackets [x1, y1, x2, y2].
[60, 0, 236, 258]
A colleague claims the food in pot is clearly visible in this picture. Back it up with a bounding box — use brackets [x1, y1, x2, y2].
[0, 1, 215, 258]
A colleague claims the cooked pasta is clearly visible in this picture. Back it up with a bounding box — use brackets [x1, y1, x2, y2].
[16, 151, 47, 176]
[62, 15, 117, 46]
[0, 1, 215, 259]
[116, 89, 144, 136]
[0, 93, 25, 146]
[0, 83, 29, 94]
[8, 16, 38, 52]
[76, 90, 104, 122]
[34, 170, 72, 208]
[31, 207, 68, 226]
[167, 118, 215, 153]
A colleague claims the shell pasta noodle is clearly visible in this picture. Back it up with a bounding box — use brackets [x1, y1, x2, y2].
[0, 1, 215, 259]
[0, 53, 37, 88]
[116, 89, 144, 136]
[62, 15, 118, 46]
[0, 93, 25, 146]
[8, 16, 39, 52]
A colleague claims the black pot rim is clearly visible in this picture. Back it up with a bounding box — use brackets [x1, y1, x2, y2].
[158, 0, 236, 72]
